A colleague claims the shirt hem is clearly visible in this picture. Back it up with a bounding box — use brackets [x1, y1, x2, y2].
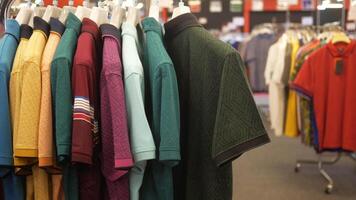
[159, 150, 181, 161]
[134, 150, 156, 162]
[14, 149, 38, 157]
[39, 157, 54, 167]
[114, 159, 134, 169]
[72, 152, 92, 164]
[214, 134, 270, 167]
[0, 156, 13, 166]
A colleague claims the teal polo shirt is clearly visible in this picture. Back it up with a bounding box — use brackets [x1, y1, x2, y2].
[51, 12, 82, 200]
[0, 19, 25, 200]
[140, 18, 180, 200]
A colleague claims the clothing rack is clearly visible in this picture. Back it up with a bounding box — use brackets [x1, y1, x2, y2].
[292, 0, 355, 194]
[294, 152, 356, 194]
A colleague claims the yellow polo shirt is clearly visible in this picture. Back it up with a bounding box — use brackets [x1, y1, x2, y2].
[15, 17, 49, 158]
[9, 24, 36, 169]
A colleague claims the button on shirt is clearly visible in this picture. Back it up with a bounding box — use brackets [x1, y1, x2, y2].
[100, 23, 133, 200]
[121, 21, 156, 200]
[140, 17, 180, 200]
[15, 17, 50, 158]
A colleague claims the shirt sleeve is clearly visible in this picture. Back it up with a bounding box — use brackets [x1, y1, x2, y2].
[158, 63, 181, 167]
[212, 52, 270, 167]
[105, 72, 134, 169]
[0, 69, 13, 167]
[124, 74, 156, 162]
[15, 60, 41, 158]
[71, 64, 95, 165]
[292, 58, 314, 98]
[51, 58, 73, 164]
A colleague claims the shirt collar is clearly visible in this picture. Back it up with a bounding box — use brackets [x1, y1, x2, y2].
[65, 12, 82, 35]
[34, 16, 50, 38]
[100, 23, 120, 42]
[164, 13, 202, 40]
[5, 19, 20, 42]
[81, 18, 100, 41]
[20, 24, 33, 39]
[50, 17, 65, 36]
[327, 40, 356, 57]
[142, 17, 162, 38]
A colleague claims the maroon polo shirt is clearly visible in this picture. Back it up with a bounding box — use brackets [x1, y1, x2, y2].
[72, 17, 102, 200]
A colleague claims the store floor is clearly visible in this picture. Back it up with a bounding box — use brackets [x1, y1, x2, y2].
[232, 94, 356, 199]
[232, 123, 356, 200]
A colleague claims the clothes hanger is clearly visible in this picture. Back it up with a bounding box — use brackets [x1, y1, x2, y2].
[42, 4, 62, 22]
[15, 0, 32, 25]
[149, 0, 159, 21]
[171, 0, 190, 20]
[28, 0, 46, 27]
[75, 0, 92, 21]
[110, 0, 125, 28]
[331, 31, 351, 44]
[59, 0, 77, 23]
[126, 0, 139, 26]
[89, 0, 109, 26]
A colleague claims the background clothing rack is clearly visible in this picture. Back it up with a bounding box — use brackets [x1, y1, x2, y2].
[293, 0, 354, 195]
[294, 152, 356, 194]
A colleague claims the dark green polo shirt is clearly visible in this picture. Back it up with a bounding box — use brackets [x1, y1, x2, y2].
[164, 14, 270, 200]
[140, 18, 180, 200]
[50, 12, 81, 200]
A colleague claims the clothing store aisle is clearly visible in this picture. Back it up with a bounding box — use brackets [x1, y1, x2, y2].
[232, 129, 356, 200]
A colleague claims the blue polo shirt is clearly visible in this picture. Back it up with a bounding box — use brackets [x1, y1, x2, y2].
[0, 19, 25, 200]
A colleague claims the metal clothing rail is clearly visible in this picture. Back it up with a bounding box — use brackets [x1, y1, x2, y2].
[294, 152, 356, 194]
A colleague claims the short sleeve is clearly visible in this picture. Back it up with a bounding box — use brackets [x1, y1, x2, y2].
[212, 52, 270, 167]
[292, 58, 314, 98]
[159, 64, 181, 166]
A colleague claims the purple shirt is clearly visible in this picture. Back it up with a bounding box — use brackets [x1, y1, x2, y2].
[100, 24, 133, 200]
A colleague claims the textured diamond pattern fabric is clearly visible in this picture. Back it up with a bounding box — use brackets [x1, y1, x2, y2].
[100, 24, 133, 200]
[164, 13, 270, 200]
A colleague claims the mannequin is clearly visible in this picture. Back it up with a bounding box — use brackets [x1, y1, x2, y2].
[171, 0, 190, 20]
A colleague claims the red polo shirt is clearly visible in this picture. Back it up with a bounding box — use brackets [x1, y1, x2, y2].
[293, 40, 356, 151]
[72, 18, 102, 200]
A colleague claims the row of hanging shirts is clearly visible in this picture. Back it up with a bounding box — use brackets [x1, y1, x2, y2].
[8, 0, 192, 29]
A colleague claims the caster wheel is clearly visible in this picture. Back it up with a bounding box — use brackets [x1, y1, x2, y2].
[295, 163, 301, 173]
[325, 184, 333, 194]
[294, 167, 299, 173]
